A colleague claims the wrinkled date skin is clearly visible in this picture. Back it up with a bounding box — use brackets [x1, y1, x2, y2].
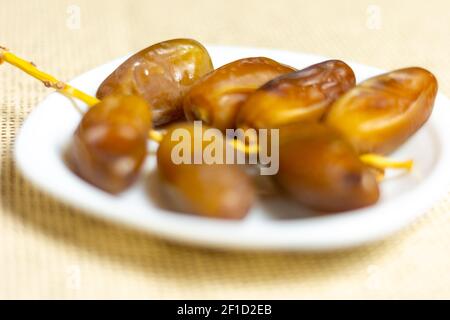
[157, 123, 255, 219]
[325, 67, 438, 154]
[236, 60, 355, 129]
[183, 57, 296, 131]
[274, 123, 379, 212]
[69, 95, 152, 194]
[97, 39, 213, 126]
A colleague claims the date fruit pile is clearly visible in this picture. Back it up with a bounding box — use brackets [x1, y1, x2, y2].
[2, 39, 437, 219]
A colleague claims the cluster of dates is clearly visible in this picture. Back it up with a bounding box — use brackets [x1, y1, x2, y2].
[68, 38, 438, 219]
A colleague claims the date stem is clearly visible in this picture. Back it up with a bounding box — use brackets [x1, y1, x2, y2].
[360, 153, 413, 171]
[0, 47, 100, 107]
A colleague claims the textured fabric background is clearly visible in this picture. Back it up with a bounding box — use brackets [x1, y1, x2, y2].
[1, 0, 450, 299]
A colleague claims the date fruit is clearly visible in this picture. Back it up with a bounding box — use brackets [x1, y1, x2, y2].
[183, 57, 295, 131]
[97, 39, 213, 126]
[274, 123, 379, 212]
[69, 95, 152, 194]
[237, 60, 355, 129]
[157, 122, 255, 219]
[325, 67, 438, 154]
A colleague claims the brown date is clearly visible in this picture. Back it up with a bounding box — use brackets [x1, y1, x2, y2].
[183, 57, 296, 131]
[97, 39, 213, 126]
[157, 123, 255, 219]
[68, 95, 152, 194]
[237, 60, 355, 129]
[274, 123, 379, 212]
[325, 67, 438, 154]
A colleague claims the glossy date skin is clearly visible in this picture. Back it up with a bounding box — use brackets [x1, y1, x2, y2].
[183, 57, 296, 132]
[68, 95, 152, 194]
[274, 123, 379, 212]
[325, 67, 438, 154]
[97, 39, 213, 126]
[157, 123, 255, 219]
[237, 60, 355, 129]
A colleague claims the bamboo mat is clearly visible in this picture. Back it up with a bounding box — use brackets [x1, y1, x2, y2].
[1, 0, 450, 299]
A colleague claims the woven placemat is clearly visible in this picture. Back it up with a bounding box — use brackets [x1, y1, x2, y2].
[1, 0, 450, 299]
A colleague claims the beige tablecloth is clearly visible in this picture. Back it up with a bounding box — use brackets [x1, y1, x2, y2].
[1, 0, 450, 299]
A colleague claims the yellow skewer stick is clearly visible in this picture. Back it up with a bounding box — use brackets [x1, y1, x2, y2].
[0, 47, 100, 107]
[230, 138, 259, 154]
[148, 130, 164, 143]
[360, 153, 414, 171]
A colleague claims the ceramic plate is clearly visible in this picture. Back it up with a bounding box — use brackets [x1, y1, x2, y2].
[14, 45, 450, 251]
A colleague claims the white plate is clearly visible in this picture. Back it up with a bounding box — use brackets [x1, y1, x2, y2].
[14, 45, 450, 251]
